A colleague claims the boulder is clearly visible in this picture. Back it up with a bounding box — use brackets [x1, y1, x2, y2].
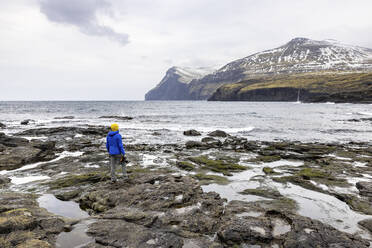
[0, 175, 11, 185]
[183, 129, 201, 136]
[0, 133, 29, 147]
[358, 219, 372, 234]
[54, 116, 75, 119]
[0, 133, 56, 171]
[99, 116, 133, 120]
[20, 119, 34, 125]
[218, 216, 273, 245]
[208, 130, 228, 137]
[0, 122, 6, 128]
[185, 141, 205, 149]
[88, 219, 183, 248]
[201, 137, 222, 147]
[356, 181, 372, 197]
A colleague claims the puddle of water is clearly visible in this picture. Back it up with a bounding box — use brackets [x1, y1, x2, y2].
[37, 194, 94, 247]
[258, 160, 303, 168]
[236, 211, 263, 217]
[10, 175, 50, 184]
[272, 182, 372, 239]
[202, 181, 270, 202]
[230, 168, 264, 181]
[56, 219, 95, 248]
[38, 194, 89, 219]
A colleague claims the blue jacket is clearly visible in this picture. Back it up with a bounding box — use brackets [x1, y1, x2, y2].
[106, 131, 125, 155]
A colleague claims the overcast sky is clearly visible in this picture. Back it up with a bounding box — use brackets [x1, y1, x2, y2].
[1, 0, 372, 100]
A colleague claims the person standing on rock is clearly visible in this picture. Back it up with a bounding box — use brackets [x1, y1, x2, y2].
[106, 123, 128, 182]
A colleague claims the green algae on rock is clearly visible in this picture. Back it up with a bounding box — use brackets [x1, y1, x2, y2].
[188, 156, 248, 176]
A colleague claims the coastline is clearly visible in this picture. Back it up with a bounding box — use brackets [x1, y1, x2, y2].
[1, 125, 372, 247]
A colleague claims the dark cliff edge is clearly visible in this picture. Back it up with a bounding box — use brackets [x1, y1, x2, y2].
[145, 70, 191, 100]
[208, 72, 372, 103]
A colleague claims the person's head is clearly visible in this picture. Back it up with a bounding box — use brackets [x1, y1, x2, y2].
[111, 123, 119, 131]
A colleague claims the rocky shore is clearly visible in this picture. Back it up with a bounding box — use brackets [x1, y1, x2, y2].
[1, 126, 372, 247]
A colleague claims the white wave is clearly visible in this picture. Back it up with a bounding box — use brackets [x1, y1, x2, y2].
[357, 112, 372, 116]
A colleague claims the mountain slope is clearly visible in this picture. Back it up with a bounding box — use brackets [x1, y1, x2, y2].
[145, 38, 372, 101]
[145, 66, 214, 100]
[209, 72, 372, 103]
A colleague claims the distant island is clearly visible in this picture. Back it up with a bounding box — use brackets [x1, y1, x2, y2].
[145, 38, 372, 103]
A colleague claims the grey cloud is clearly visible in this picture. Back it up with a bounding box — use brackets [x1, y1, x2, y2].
[39, 0, 129, 45]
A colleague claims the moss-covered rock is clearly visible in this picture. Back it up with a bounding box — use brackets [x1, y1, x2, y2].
[262, 167, 275, 175]
[48, 172, 109, 189]
[192, 173, 229, 185]
[188, 156, 248, 176]
[176, 161, 195, 171]
[0, 209, 36, 234]
[248, 155, 281, 163]
[239, 187, 282, 199]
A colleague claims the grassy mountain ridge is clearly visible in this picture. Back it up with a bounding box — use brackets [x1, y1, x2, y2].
[209, 72, 372, 102]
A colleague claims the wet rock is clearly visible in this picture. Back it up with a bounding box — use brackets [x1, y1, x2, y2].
[262, 167, 276, 175]
[0, 176, 11, 185]
[334, 193, 372, 215]
[0, 192, 65, 248]
[192, 173, 229, 185]
[201, 137, 215, 143]
[217, 209, 369, 247]
[208, 130, 228, 137]
[17, 239, 52, 248]
[54, 116, 74, 119]
[16, 126, 109, 138]
[66, 137, 101, 152]
[356, 181, 372, 197]
[185, 141, 205, 149]
[201, 137, 222, 148]
[218, 216, 273, 245]
[280, 212, 369, 248]
[183, 129, 201, 136]
[358, 219, 372, 234]
[176, 161, 195, 171]
[99, 115, 133, 120]
[239, 187, 282, 199]
[0, 123, 5, 128]
[0, 133, 29, 147]
[188, 156, 247, 176]
[20, 119, 34, 125]
[54, 190, 80, 201]
[88, 219, 183, 248]
[48, 172, 110, 190]
[0, 134, 56, 171]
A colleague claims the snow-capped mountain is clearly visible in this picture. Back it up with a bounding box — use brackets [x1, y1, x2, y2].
[217, 37, 372, 75]
[145, 38, 372, 100]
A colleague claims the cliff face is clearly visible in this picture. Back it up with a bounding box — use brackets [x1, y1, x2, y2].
[209, 72, 372, 103]
[145, 38, 372, 101]
[145, 67, 214, 100]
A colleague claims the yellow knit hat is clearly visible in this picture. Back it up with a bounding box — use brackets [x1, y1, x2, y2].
[111, 123, 119, 131]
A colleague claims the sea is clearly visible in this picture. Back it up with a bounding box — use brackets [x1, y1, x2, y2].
[1, 101, 372, 144]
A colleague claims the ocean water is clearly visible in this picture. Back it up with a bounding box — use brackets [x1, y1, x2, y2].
[0, 101, 372, 144]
